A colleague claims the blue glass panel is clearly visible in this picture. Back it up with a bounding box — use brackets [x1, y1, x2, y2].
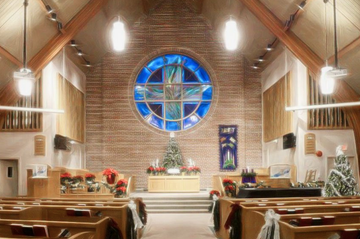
[183, 68, 198, 83]
[165, 66, 182, 83]
[136, 103, 151, 118]
[165, 85, 181, 100]
[147, 56, 165, 71]
[166, 121, 181, 131]
[195, 66, 211, 83]
[202, 85, 213, 100]
[148, 69, 163, 83]
[164, 54, 182, 65]
[183, 115, 200, 130]
[183, 102, 198, 118]
[165, 102, 181, 120]
[147, 115, 164, 130]
[183, 85, 202, 100]
[148, 103, 163, 118]
[182, 56, 200, 71]
[136, 67, 151, 84]
[134, 86, 145, 100]
[145, 86, 164, 100]
[196, 102, 211, 118]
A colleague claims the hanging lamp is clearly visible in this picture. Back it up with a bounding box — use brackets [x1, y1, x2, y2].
[320, 0, 347, 95]
[13, 0, 35, 96]
[224, 16, 239, 51]
[111, 16, 126, 52]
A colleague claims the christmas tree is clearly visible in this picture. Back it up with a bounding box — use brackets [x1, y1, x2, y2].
[162, 137, 184, 169]
[324, 145, 359, 197]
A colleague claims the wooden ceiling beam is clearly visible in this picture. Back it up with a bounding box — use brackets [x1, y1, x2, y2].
[0, 46, 22, 68]
[239, 0, 360, 173]
[238, 0, 323, 76]
[28, 0, 109, 74]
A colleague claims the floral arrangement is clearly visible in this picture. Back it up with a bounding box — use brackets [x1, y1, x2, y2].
[72, 175, 84, 183]
[85, 173, 96, 181]
[180, 166, 188, 173]
[225, 185, 235, 194]
[116, 179, 128, 187]
[209, 190, 220, 198]
[146, 166, 155, 174]
[102, 168, 119, 176]
[222, 178, 234, 186]
[188, 166, 201, 173]
[115, 186, 127, 197]
[155, 167, 166, 173]
[60, 172, 72, 185]
[222, 178, 236, 197]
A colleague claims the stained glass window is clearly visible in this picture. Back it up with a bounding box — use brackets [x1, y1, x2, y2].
[134, 54, 213, 131]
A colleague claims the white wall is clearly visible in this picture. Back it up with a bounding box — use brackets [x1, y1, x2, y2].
[0, 50, 86, 196]
[262, 48, 358, 183]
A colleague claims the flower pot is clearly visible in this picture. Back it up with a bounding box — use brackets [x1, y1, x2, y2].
[106, 173, 116, 184]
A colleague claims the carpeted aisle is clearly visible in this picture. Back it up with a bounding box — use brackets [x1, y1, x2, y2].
[141, 213, 217, 239]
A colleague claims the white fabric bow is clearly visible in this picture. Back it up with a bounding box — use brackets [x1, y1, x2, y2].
[257, 209, 280, 239]
[209, 195, 219, 224]
[129, 200, 144, 229]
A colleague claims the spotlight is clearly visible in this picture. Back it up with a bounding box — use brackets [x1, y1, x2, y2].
[69, 40, 78, 47]
[265, 44, 274, 51]
[77, 50, 84, 56]
[45, 4, 53, 13]
[298, 1, 306, 10]
[257, 56, 265, 62]
[251, 64, 260, 69]
[84, 61, 92, 67]
[49, 12, 57, 21]
[57, 21, 63, 30]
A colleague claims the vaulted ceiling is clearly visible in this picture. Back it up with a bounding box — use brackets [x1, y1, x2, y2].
[0, 0, 360, 94]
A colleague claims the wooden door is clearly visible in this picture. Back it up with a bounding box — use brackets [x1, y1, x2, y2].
[0, 160, 18, 197]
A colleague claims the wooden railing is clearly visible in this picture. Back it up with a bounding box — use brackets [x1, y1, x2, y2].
[1, 76, 42, 132]
[308, 74, 349, 130]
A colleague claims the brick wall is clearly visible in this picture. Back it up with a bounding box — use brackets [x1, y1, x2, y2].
[86, 0, 262, 189]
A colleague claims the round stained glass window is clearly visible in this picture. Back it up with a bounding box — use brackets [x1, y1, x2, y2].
[134, 54, 213, 131]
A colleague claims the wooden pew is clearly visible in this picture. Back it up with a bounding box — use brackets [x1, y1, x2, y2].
[0, 217, 108, 238]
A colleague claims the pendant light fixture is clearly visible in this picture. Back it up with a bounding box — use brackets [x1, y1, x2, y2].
[111, 16, 126, 52]
[320, 0, 347, 95]
[224, 16, 239, 51]
[13, 0, 35, 96]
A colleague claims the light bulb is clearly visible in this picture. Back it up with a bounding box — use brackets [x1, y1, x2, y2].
[111, 20, 126, 52]
[13, 68, 35, 96]
[224, 19, 239, 51]
[320, 66, 335, 95]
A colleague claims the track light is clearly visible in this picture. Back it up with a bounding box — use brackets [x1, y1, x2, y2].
[224, 17, 239, 51]
[298, 1, 306, 10]
[49, 12, 57, 21]
[111, 17, 126, 52]
[265, 44, 274, 51]
[57, 21, 63, 30]
[76, 50, 84, 56]
[84, 61, 92, 67]
[45, 4, 53, 13]
[69, 40, 77, 47]
[251, 64, 260, 69]
[257, 56, 265, 62]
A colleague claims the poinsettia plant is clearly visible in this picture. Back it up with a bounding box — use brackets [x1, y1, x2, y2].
[146, 166, 155, 174]
[115, 186, 127, 197]
[180, 166, 188, 173]
[116, 179, 128, 188]
[102, 168, 119, 176]
[225, 185, 235, 194]
[60, 172, 72, 185]
[209, 190, 220, 198]
[72, 175, 84, 183]
[85, 173, 96, 181]
[222, 178, 234, 186]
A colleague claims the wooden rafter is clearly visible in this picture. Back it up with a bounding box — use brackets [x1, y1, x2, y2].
[0, 46, 22, 68]
[239, 0, 360, 171]
[28, 0, 109, 74]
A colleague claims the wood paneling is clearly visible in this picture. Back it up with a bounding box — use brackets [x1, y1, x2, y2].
[56, 74, 85, 143]
[263, 72, 292, 142]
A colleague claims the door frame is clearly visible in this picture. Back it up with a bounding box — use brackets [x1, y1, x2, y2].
[0, 158, 20, 196]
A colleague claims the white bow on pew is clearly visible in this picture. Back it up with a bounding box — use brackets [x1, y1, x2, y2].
[129, 200, 144, 229]
[257, 209, 280, 239]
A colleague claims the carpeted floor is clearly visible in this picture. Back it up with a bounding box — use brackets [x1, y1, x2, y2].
[141, 213, 217, 239]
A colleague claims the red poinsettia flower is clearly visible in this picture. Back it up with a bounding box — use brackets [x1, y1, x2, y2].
[155, 167, 161, 172]
[116, 186, 127, 193]
[147, 166, 155, 174]
[160, 167, 167, 172]
[116, 179, 128, 187]
[210, 190, 220, 196]
[60, 172, 72, 179]
[72, 175, 84, 182]
[85, 173, 96, 179]
[180, 166, 188, 172]
[102, 168, 119, 176]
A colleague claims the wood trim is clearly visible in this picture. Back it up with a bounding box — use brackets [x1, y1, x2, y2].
[0, 46, 22, 68]
[28, 0, 109, 74]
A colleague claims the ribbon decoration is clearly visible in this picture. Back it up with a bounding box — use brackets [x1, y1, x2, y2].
[224, 203, 241, 230]
[128, 200, 144, 229]
[210, 195, 219, 223]
[257, 209, 280, 239]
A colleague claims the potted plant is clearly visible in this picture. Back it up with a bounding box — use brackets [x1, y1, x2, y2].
[114, 186, 127, 198]
[225, 185, 235, 197]
[146, 166, 155, 175]
[85, 173, 96, 183]
[116, 179, 128, 188]
[60, 172, 72, 186]
[102, 168, 118, 184]
[180, 166, 188, 176]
